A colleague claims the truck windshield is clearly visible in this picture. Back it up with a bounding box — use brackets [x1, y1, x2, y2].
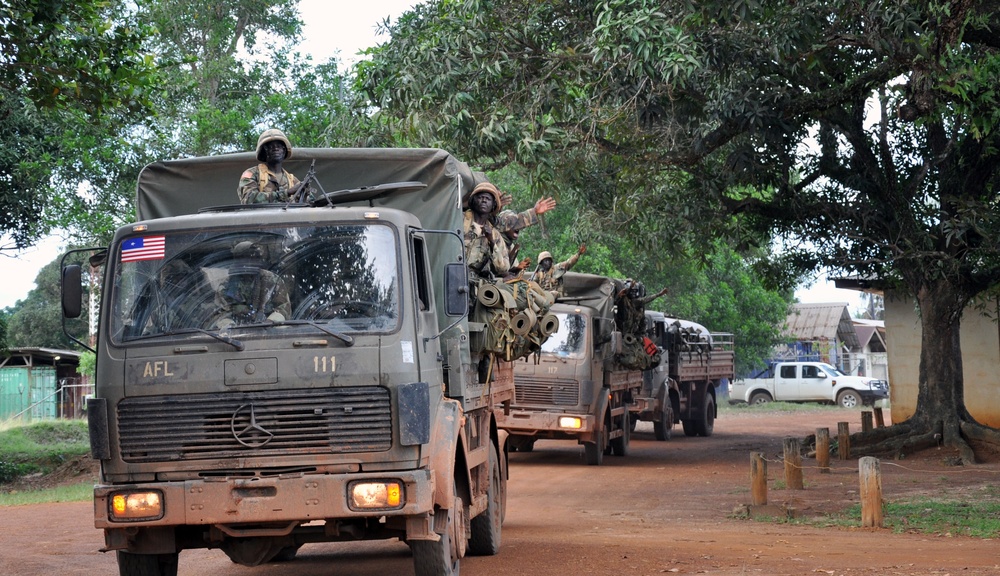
[109, 224, 400, 344]
[539, 312, 587, 358]
[820, 364, 845, 377]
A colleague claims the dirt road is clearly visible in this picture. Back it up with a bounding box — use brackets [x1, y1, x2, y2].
[2, 407, 999, 576]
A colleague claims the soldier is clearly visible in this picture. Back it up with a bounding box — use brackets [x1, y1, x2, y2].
[496, 196, 557, 259]
[532, 244, 586, 296]
[211, 241, 291, 328]
[463, 182, 510, 280]
[237, 129, 302, 204]
[616, 279, 669, 336]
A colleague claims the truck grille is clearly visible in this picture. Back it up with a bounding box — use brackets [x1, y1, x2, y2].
[514, 377, 580, 407]
[117, 387, 392, 463]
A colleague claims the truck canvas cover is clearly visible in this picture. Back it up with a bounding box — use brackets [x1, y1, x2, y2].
[136, 147, 479, 234]
[557, 272, 619, 321]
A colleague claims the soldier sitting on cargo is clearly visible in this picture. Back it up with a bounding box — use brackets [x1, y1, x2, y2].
[463, 182, 510, 281]
[531, 244, 586, 296]
[237, 128, 303, 204]
[211, 242, 291, 329]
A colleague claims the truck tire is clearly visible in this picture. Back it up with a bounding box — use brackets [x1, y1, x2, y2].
[681, 418, 697, 437]
[837, 389, 861, 408]
[653, 407, 672, 441]
[117, 551, 179, 576]
[585, 420, 607, 465]
[468, 444, 503, 556]
[694, 394, 715, 437]
[749, 391, 772, 406]
[410, 485, 462, 576]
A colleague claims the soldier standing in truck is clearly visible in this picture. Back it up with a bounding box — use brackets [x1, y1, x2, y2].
[532, 244, 586, 296]
[237, 128, 302, 204]
[463, 182, 510, 281]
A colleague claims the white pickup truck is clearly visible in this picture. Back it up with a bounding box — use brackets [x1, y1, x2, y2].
[730, 361, 888, 408]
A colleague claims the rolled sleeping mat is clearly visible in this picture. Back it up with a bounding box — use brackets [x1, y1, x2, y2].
[510, 308, 537, 336]
[539, 313, 560, 337]
[477, 283, 503, 308]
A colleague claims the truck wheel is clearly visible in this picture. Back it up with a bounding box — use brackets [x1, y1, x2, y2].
[837, 389, 861, 408]
[653, 408, 672, 441]
[610, 414, 630, 456]
[681, 419, 697, 437]
[468, 443, 503, 556]
[585, 422, 607, 465]
[749, 392, 772, 406]
[410, 486, 462, 576]
[117, 551, 179, 576]
[695, 394, 715, 437]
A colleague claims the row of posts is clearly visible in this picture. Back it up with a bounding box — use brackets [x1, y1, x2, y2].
[749, 407, 885, 528]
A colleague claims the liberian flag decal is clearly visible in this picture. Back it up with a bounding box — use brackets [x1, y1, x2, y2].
[121, 236, 166, 262]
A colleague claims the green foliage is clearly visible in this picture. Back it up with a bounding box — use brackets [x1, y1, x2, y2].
[0, 420, 90, 481]
[0, 310, 9, 355]
[0, 0, 157, 250]
[78, 351, 96, 379]
[5, 255, 89, 348]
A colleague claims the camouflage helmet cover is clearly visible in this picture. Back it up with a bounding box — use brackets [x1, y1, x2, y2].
[537, 251, 553, 263]
[256, 129, 292, 161]
[469, 181, 503, 215]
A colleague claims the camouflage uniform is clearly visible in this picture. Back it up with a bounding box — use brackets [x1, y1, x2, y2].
[496, 208, 540, 242]
[237, 164, 301, 204]
[213, 268, 292, 327]
[238, 129, 300, 204]
[532, 250, 581, 294]
[463, 209, 510, 280]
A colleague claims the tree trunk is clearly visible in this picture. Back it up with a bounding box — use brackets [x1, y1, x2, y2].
[909, 277, 976, 462]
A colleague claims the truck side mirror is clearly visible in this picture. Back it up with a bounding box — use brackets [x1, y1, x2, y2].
[62, 265, 83, 319]
[444, 262, 468, 317]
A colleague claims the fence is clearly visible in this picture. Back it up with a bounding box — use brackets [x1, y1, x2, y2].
[0, 369, 93, 422]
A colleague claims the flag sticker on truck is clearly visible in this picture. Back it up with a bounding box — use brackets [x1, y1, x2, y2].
[121, 236, 166, 262]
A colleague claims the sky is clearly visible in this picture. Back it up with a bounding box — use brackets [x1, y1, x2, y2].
[0, 0, 863, 311]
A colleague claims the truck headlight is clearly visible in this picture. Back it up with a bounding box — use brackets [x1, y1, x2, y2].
[558, 416, 582, 429]
[348, 481, 403, 510]
[110, 490, 163, 521]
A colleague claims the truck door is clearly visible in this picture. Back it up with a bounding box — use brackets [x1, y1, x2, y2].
[775, 364, 800, 400]
[796, 363, 828, 400]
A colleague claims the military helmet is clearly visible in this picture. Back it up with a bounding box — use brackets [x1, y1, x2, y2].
[537, 251, 553, 263]
[256, 129, 292, 162]
[469, 182, 503, 215]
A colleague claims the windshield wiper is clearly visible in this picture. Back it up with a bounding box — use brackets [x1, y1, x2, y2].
[265, 319, 355, 347]
[126, 327, 245, 351]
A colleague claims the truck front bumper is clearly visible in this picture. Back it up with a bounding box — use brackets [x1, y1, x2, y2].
[95, 468, 434, 530]
[496, 409, 595, 440]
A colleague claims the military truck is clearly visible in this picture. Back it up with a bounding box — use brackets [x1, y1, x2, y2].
[630, 312, 735, 439]
[61, 148, 511, 576]
[499, 273, 643, 465]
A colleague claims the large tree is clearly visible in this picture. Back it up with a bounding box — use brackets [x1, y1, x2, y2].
[0, 0, 156, 251]
[362, 0, 1000, 462]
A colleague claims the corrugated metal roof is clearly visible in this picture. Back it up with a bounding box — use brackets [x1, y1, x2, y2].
[783, 303, 861, 350]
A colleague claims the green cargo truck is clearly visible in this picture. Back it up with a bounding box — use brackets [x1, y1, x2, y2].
[62, 148, 511, 576]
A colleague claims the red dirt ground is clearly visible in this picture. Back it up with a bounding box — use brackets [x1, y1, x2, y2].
[2, 405, 999, 576]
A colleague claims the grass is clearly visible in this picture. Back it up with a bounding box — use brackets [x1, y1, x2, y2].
[0, 419, 90, 483]
[0, 481, 93, 506]
[811, 492, 1000, 538]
